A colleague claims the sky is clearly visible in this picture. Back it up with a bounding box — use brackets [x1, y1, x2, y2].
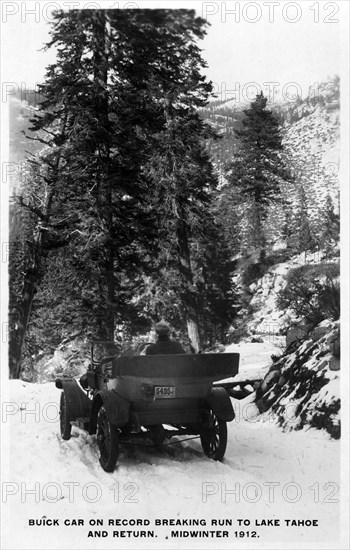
[1, 0, 348, 104]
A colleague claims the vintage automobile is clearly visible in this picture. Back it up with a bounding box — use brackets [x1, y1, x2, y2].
[56, 342, 241, 472]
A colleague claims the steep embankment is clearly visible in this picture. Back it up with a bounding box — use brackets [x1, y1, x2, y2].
[282, 88, 340, 208]
[241, 250, 338, 337]
[255, 320, 340, 439]
[233, 249, 340, 439]
[266, 81, 340, 245]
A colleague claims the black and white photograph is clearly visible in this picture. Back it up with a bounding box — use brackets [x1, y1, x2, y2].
[1, 1, 349, 549]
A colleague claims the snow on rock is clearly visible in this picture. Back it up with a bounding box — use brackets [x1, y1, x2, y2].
[242, 249, 338, 337]
[233, 252, 341, 440]
[282, 98, 340, 211]
[255, 321, 340, 439]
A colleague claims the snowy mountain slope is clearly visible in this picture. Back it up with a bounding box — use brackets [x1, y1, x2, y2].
[282, 101, 340, 211]
[267, 85, 340, 244]
[202, 78, 340, 243]
[1, 356, 341, 550]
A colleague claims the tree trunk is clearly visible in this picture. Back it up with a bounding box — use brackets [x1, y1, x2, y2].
[94, 12, 115, 341]
[9, 259, 38, 378]
[250, 199, 266, 259]
[9, 128, 67, 378]
[187, 317, 201, 353]
[177, 214, 202, 352]
[9, 219, 48, 377]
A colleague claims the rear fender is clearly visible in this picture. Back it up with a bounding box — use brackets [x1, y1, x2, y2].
[89, 390, 130, 434]
[206, 387, 235, 422]
[55, 377, 91, 422]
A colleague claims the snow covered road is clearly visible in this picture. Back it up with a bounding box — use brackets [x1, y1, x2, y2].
[1, 343, 342, 549]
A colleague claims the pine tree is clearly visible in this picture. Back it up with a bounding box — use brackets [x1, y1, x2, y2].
[319, 193, 340, 257]
[18, 10, 162, 342]
[122, 9, 227, 351]
[281, 196, 295, 252]
[226, 92, 289, 258]
[194, 219, 237, 345]
[213, 186, 242, 257]
[291, 183, 316, 256]
[10, 9, 232, 372]
[145, 112, 219, 351]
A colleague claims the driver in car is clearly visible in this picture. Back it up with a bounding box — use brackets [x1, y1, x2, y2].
[145, 321, 186, 355]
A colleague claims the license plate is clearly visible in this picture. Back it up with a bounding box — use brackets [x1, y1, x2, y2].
[154, 386, 176, 398]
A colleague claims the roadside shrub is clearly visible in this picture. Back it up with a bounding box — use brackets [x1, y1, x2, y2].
[277, 262, 340, 327]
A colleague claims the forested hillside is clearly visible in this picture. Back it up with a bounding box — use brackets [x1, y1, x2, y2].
[8, 9, 340, 385]
[201, 78, 340, 255]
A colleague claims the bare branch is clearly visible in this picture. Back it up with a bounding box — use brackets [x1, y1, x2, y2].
[12, 195, 45, 220]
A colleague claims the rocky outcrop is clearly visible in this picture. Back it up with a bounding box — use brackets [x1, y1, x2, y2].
[234, 250, 340, 340]
[255, 320, 340, 438]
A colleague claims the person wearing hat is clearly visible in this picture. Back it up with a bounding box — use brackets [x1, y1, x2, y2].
[145, 321, 186, 355]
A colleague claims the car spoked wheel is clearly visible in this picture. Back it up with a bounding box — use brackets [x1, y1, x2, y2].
[60, 392, 72, 440]
[97, 405, 119, 472]
[200, 408, 227, 461]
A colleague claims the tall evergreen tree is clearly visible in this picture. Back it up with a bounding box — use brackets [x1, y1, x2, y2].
[226, 92, 289, 257]
[194, 219, 236, 345]
[319, 193, 340, 257]
[122, 9, 236, 350]
[10, 9, 236, 372]
[145, 112, 220, 351]
[291, 183, 316, 255]
[14, 10, 163, 346]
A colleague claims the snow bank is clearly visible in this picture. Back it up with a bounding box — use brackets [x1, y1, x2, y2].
[1, 372, 341, 549]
